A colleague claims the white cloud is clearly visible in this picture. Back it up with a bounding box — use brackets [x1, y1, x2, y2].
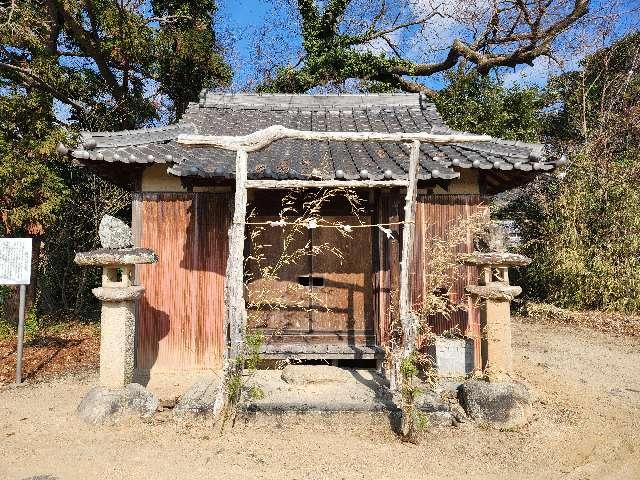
[401, 0, 494, 63]
[502, 57, 554, 87]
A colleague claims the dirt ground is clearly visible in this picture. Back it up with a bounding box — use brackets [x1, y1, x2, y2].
[1, 318, 639, 480]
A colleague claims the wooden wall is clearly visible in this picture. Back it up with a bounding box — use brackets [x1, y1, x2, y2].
[374, 192, 401, 347]
[135, 192, 230, 371]
[131, 188, 485, 370]
[411, 194, 489, 367]
[375, 192, 488, 367]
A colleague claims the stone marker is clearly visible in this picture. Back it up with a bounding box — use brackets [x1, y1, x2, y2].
[99, 215, 133, 249]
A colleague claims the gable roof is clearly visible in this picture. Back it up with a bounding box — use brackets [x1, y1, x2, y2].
[61, 93, 555, 182]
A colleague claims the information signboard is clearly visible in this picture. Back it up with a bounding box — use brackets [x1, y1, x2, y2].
[0, 238, 32, 383]
[0, 238, 32, 285]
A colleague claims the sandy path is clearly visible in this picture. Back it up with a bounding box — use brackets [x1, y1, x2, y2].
[1, 319, 639, 480]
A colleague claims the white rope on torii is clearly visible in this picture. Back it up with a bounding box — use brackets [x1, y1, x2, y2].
[180, 126, 494, 420]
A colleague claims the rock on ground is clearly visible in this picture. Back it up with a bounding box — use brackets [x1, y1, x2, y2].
[124, 383, 160, 417]
[98, 215, 132, 249]
[458, 379, 532, 428]
[76, 387, 123, 424]
[173, 376, 220, 416]
[426, 411, 454, 427]
[76, 383, 158, 424]
[416, 390, 451, 413]
[280, 364, 353, 385]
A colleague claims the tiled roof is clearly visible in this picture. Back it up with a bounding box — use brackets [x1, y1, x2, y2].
[62, 93, 555, 182]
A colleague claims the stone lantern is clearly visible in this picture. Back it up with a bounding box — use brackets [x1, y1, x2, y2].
[460, 252, 531, 380]
[75, 216, 157, 388]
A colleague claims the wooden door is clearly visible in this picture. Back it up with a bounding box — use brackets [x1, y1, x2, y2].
[312, 216, 374, 344]
[246, 215, 373, 345]
[246, 217, 311, 336]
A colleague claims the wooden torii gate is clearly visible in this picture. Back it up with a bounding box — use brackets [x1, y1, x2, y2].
[176, 126, 492, 416]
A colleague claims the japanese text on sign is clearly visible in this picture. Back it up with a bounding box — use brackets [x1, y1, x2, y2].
[0, 238, 32, 285]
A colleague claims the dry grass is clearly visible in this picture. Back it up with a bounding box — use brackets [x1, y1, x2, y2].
[518, 302, 640, 337]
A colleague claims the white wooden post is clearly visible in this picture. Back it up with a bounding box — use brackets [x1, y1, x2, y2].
[226, 149, 249, 362]
[391, 140, 421, 392]
[212, 148, 248, 416]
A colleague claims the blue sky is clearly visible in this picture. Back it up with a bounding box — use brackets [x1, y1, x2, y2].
[52, 0, 638, 122]
[217, 0, 301, 89]
[217, 0, 639, 90]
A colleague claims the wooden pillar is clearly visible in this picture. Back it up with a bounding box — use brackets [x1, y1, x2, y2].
[224, 149, 248, 363]
[388, 193, 401, 344]
[375, 191, 402, 349]
[210, 148, 248, 416]
[392, 140, 420, 392]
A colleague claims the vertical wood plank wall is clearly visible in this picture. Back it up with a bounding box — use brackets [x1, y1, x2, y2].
[411, 194, 488, 368]
[136, 192, 230, 371]
[374, 192, 401, 347]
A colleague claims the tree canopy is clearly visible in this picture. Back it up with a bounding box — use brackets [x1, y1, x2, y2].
[258, 0, 590, 96]
[1, 0, 231, 129]
[435, 72, 543, 142]
[0, 0, 232, 235]
[0, 92, 68, 236]
[1, 0, 232, 317]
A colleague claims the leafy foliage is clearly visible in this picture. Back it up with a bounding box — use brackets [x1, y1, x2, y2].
[0, 0, 231, 322]
[1, 0, 231, 128]
[435, 73, 543, 142]
[0, 92, 69, 236]
[37, 167, 132, 317]
[507, 146, 640, 313]
[500, 32, 640, 312]
[544, 31, 640, 144]
[259, 0, 410, 93]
